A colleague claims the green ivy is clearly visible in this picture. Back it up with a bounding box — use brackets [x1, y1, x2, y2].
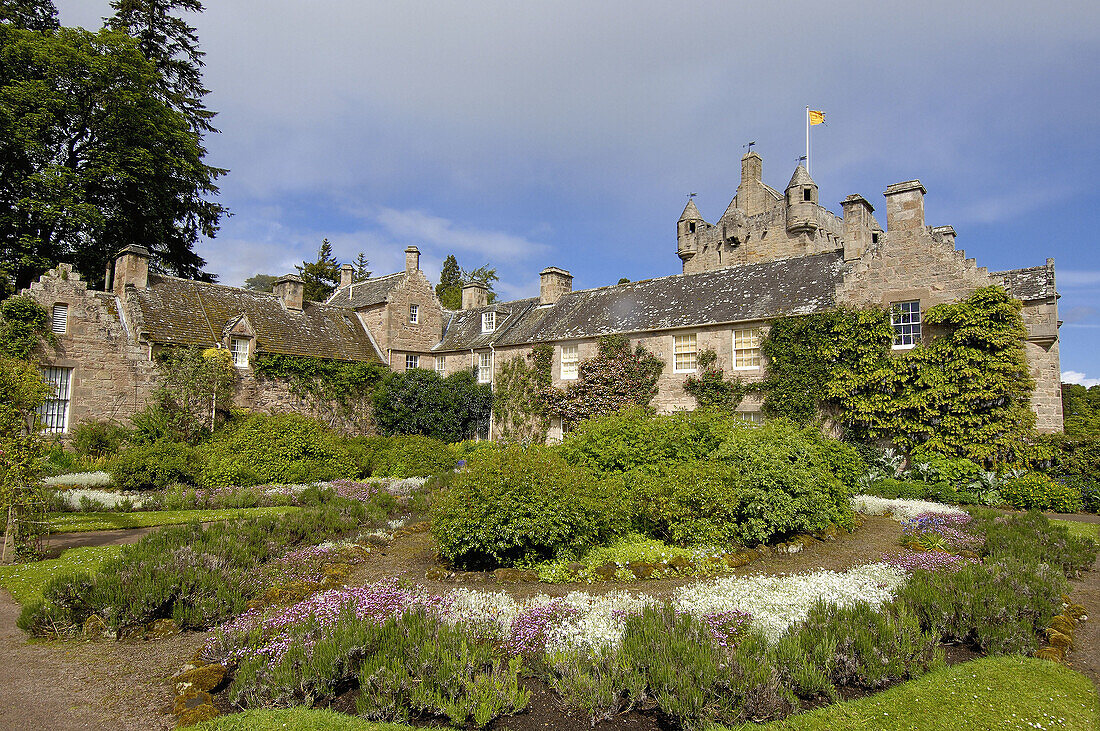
[253, 353, 386, 431]
[0, 296, 53, 359]
[683, 349, 747, 412]
[493, 343, 552, 443]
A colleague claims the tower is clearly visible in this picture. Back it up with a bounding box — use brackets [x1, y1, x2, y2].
[785, 164, 819, 236]
[677, 198, 705, 266]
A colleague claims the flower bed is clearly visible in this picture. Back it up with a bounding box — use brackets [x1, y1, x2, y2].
[851, 494, 968, 521]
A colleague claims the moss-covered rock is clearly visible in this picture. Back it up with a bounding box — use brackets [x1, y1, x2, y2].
[175, 664, 226, 693]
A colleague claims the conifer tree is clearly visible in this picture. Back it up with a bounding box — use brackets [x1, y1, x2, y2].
[0, 0, 59, 30]
[296, 239, 341, 302]
[436, 255, 462, 309]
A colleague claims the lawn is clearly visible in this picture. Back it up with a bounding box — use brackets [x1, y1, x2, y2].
[1051, 518, 1100, 542]
[0, 545, 123, 604]
[43, 505, 302, 533]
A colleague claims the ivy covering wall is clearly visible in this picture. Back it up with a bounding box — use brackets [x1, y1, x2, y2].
[252, 353, 386, 431]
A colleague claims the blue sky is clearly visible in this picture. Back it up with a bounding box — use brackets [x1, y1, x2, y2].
[57, 1, 1100, 383]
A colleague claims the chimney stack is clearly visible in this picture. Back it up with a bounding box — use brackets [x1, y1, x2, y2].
[883, 180, 926, 233]
[539, 267, 573, 305]
[273, 274, 305, 311]
[340, 263, 354, 288]
[461, 281, 488, 310]
[841, 194, 875, 261]
[111, 245, 150, 296]
[404, 246, 420, 273]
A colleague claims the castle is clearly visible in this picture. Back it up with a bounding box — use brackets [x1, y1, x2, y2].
[23, 152, 1062, 439]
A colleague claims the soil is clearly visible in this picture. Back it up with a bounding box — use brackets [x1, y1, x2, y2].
[0, 511, 1097, 730]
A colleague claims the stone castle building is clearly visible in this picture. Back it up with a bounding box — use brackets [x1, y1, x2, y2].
[23, 152, 1062, 439]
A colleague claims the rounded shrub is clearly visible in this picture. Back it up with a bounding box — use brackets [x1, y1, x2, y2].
[373, 435, 458, 477]
[111, 440, 199, 490]
[1002, 473, 1083, 513]
[71, 419, 130, 459]
[197, 412, 355, 488]
[431, 444, 628, 568]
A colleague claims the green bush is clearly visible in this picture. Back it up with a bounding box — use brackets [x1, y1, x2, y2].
[110, 440, 199, 490]
[1048, 435, 1100, 512]
[1002, 472, 1083, 513]
[967, 509, 1097, 577]
[71, 419, 130, 459]
[198, 412, 356, 488]
[347, 435, 458, 478]
[628, 420, 853, 546]
[372, 369, 492, 443]
[431, 445, 628, 568]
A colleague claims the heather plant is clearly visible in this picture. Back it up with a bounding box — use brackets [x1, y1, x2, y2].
[968, 509, 1097, 577]
[431, 445, 627, 568]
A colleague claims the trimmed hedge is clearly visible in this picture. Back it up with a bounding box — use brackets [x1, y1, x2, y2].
[111, 440, 199, 490]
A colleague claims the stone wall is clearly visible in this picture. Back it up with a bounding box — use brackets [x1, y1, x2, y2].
[22, 266, 158, 436]
[376, 270, 444, 369]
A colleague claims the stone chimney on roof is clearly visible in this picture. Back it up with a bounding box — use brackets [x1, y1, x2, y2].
[111, 245, 150, 296]
[841, 194, 875, 262]
[273, 274, 305, 311]
[461, 281, 488, 310]
[405, 246, 420, 273]
[883, 180, 926, 232]
[340, 263, 354, 288]
[539, 267, 573, 306]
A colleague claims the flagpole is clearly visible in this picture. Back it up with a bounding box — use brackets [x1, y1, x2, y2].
[805, 106, 810, 175]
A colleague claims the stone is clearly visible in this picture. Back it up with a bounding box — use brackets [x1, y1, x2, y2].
[176, 704, 219, 727]
[493, 568, 538, 583]
[425, 566, 449, 581]
[566, 562, 586, 576]
[627, 562, 656, 580]
[147, 618, 180, 639]
[172, 690, 213, 717]
[592, 563, 618, 581]
[174, 664, 226, 693]
[81, 614, 108, 640]
[667, 555, 691, 572]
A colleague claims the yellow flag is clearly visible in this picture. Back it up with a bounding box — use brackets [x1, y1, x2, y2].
[809, 110, 825, 125]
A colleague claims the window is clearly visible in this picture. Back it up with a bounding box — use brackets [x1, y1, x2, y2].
[872, 232, 880, 244]
[673, 334, 697, 373]
[733, 328, 762, 369]
[51, 303, 68, 334]
[734, 411, 763, 425]
[406, 354, 420, 370]
[230, 337, 249, 367]
[478, 351, 493, 383]
[803, 188, 812, 202]
[891, 301, 921, 349]
[482, 311, 496, 333]
[435, 355, 445, 375]
[38, 366, 72, 433]
[560, 344, 578, 380]
[409, 304, 419, 324]
[688, 222, 696, 233]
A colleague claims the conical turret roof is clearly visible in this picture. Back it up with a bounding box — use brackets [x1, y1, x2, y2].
[787, 165, 816, 190]
[679, 198, 703, 222]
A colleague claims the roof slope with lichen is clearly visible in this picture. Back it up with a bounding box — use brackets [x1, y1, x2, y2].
[128, 275, 382, 362]
[325, 272, 405, 308]
[994, 263, 1057, 301]
[435, 252, 847, 351]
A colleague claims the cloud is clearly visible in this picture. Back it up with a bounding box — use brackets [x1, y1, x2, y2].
[1062, 371, 1100, 387]
[1058, 271, 1100, 287]
[375, 209, 548, 263]
[1061, 305, 1097, 323]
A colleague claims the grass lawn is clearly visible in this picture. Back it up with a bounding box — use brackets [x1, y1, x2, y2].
[44, 505, 302, 533]
[724, 656, 1099, 730]
[195, 709, 412, 731]
[1051, 518, 1100, 542]
[0, 545, 123, 604]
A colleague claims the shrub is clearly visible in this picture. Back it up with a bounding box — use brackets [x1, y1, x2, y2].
[71, 419, 130, 459]
[110, 440, 199, 490]
[372, 369, 492, 443]
[628, 420, 853, 547]
[431, 445, 628, 568]
[1047, 435, 1100, 512]
[373, 436, 458, 478]
[198, 412, 356, 488]
[1002, 472, 1083, 513]
[967, 509, 1097, 577]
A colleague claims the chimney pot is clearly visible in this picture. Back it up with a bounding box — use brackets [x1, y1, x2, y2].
[273, 274, 305, 310]
[461, 281, 488, 310]
[111, 245, 150, 296]
[404, 246, 420, 273]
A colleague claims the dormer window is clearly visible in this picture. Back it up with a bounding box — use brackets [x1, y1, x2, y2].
[230, 337, 250, 367]
[482, 311, 496, 332]
[409, 304, 419, 324]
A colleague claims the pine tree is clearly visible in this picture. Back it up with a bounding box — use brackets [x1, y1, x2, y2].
[296, 239, 341, 302]
[0, 0, 59, 30]
[354, 252, 371, 281]
[436, 255, 462, 309]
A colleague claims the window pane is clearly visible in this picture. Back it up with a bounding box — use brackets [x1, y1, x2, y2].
[891, 301, 921, 347]
[406, 354, 419, 370]
[37, 366, 72, 433]
[435, 356, 445, 374]
[733, 328, 761, 369]
[673, 334, 697, 372]
[410, 304, 419, 323]
[478, 352, 493, 383]
[230, 338, 248, 367]
[561, 345, 578, 379]
[482, 312, 496, 332]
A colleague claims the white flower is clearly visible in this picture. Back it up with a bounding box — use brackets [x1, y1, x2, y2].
[851, 494, 967, 522]
[44, 472, 112, 488]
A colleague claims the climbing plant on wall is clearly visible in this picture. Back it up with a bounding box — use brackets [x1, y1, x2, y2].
[493, 343, 552, 443]
[252, 353, 386, 432]
[683, 349, 747, 412]
[545, 335, 664, 430]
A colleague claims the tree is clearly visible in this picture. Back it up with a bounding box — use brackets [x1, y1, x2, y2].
[354, 252, 370, 281]
[464, 264, 499, 304]
[436, 254, 462, 309]
[296, 239, 341, 302]
[618, 278, 630, 284]
[372, 369, 492, 442]
[1061, 383, 1100, 439]
[0, 24, 223, 297]
[0, 0, 59, 31]
[243, 274, 277, 293]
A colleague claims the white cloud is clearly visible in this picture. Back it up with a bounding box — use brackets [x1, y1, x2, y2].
[1058, 271, 1100, 287]
[375, 208, 548, 262]
[1062, 371, 1100, 387]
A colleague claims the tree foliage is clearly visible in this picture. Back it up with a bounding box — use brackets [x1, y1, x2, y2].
[243, 273, 277, 292]
[296, 238, 341, 302]
[545, 335, 664, 430]
[131, 346, 237, 444]
[0, 295, 51, 359]
[0, 0, 59, 31]
[0, 22, 223, 296]
[493, 344, 552, 443]
[1061, 383, 1100, 439]
[252, 352, 386, 432]
[436, 254, 462, 309]
[372, 368, 492, 443]
[683, 349, 747, 413]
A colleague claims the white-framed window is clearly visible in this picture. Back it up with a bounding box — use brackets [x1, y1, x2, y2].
[734, 410, 764, 425]
[482, 311, 496, 332]
[891, 300, 921, 349]
[733, 328, 762, 370]
[435, 356, 445, 375]
[560, 344, 579, 380]
[478, 351, 493, 383]
[673, 334, 697, 373]
[38, 366, 72, 433]
[409, 304, 419, 324]
[230, 337, 249, 368]
[406, 354, 419, 370]
[51, 303, 68, 334]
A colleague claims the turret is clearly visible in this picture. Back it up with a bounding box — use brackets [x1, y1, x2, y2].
[785, 165, 819, 235]
[677, 198, 705, 264]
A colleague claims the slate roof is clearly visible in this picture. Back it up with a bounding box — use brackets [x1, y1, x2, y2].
[435, 251, 847, 351]
[325, 272, 405, 308]
[128, 275, 383, 362]
[994, 265, 1057, 301]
